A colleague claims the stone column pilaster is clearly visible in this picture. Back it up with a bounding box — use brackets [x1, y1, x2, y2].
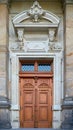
[64, 0, 73, 97]
[0, 0, 9, 97]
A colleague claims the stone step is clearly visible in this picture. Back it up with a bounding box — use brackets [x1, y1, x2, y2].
[1, 128, 67, 130]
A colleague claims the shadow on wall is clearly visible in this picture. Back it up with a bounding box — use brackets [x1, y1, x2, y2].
[0, 96, 12, 129]
[61, 97, 73, 129]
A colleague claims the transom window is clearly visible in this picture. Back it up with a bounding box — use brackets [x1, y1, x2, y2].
[21, 64, 34, 71]
[38, 64, 51, 72]
[20, 60, 53, 72]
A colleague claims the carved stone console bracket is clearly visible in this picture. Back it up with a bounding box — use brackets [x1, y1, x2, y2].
[17, 28, 24, 50]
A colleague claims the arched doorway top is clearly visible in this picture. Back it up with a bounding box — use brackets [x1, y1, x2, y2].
[13, 1, 60, 25]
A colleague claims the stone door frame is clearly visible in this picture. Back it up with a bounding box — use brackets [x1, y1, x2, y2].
[9, 51, 64, 128]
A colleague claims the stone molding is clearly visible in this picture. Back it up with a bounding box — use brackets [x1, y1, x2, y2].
[10, 52, 64, 128]
[65, 0, 73, 4]
[0, 0, 8, 4]
[1, 0, 73, 5]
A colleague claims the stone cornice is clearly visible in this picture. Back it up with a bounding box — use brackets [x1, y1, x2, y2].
[1, 0, 73, 4]
[65, 0, 73, 4]
[0, 0, 8, 4]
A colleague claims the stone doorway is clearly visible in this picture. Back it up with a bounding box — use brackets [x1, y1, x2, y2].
[9, 1, 64, 128]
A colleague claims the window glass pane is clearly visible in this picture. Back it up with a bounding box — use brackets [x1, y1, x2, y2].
[21, 64, 34, 71]
[38, 64, 51, 72]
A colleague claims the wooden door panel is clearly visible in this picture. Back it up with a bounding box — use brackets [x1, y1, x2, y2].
[37, 79, 52, 128]
[24, 106, 33, 120]
[39, 106, 48, 120]
[20, 78, 35, 128]
[39, 92, 48, 104]
[20, 77, 52, 128]
[37, 91, 50, 128]
[24, 91, 33, 104]
[22, 90, 35, 128]
[23, 106, 34, 128]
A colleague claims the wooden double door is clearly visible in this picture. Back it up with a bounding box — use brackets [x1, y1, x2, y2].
[19, 60, 53, 128]
[20, 75, 53, 128]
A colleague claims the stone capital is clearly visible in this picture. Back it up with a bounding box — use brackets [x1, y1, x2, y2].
[0, 0, 8, 4]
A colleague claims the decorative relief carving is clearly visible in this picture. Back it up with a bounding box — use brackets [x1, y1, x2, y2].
[54, 42, 62, 50]
[49, 42, 62, 50]
[48, 29, 62, 50]
[49, 30, 55, 42]
[24, 40, 49, 52]
[10, 1, 62, 52]
[24, 79, 34, 85]
[27, 1, 45, 22]
[10, 36, 62, 52]
[34, 76, 38, 83]
[39, 83, 49, 88]
[23, 83, 34, 88]
[10, 29, 25, 51]
[17, 29, 24, 42]
[17, 29, 24, 50]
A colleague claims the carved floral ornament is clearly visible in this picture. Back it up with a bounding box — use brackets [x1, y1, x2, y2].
[12, 1, 62, 52]
[27, 1, 45, 22]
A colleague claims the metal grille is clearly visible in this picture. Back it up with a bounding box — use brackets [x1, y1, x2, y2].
[38, 64, 51, 72]
[21, 64, 34, 71]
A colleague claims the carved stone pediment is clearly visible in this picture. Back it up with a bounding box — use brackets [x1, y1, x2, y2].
[11, 1, 62, 52]
[13, 1, 60, 25]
